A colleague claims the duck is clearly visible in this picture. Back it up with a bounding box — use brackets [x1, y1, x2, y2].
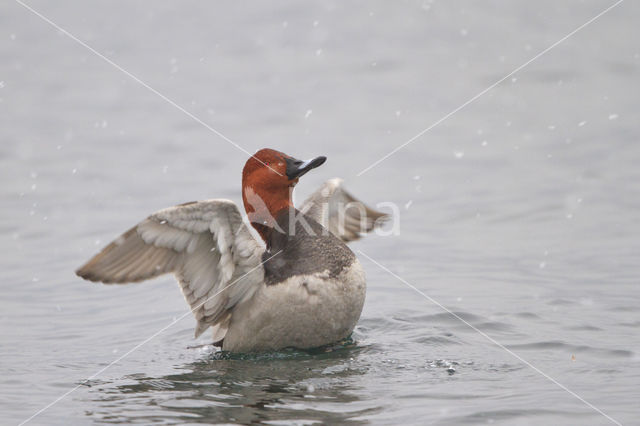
[76, 148, 388, 352]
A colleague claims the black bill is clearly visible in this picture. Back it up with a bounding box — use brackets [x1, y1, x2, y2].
[285, 155, 326, 180]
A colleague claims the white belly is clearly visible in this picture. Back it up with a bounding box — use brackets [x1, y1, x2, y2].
[222, 260, 366, 352]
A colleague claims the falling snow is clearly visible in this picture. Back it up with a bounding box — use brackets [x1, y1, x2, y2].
[2, 4, 637, 424]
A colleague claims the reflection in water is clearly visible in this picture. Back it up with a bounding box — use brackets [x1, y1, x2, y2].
[87, 343, 380, 424]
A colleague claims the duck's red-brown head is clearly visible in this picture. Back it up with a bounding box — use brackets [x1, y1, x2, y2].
[242, 148, 326, 240]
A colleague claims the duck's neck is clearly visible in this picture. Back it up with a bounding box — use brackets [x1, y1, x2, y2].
[242, 184, 294, 243]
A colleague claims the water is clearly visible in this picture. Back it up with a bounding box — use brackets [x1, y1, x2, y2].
[1, 1, 639, 424]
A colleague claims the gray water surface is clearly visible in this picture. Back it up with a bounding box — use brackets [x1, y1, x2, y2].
[1, 1, 639, 425]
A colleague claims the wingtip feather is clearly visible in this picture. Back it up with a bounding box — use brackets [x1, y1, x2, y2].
[194, 321, 210, 338]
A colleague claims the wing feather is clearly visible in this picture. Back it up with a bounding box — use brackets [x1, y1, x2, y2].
[300, 178, 389, 242]
[76, 199, 265, 338]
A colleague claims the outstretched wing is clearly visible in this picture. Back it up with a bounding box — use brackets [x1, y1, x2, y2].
[76, 199, 265, 338]
[300, 178, 389, 242]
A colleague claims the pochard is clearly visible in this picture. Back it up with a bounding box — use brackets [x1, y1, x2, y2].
[76, 148, 387, 352]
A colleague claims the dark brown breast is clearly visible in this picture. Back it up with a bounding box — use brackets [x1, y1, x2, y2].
[260, 208, 356, 285]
